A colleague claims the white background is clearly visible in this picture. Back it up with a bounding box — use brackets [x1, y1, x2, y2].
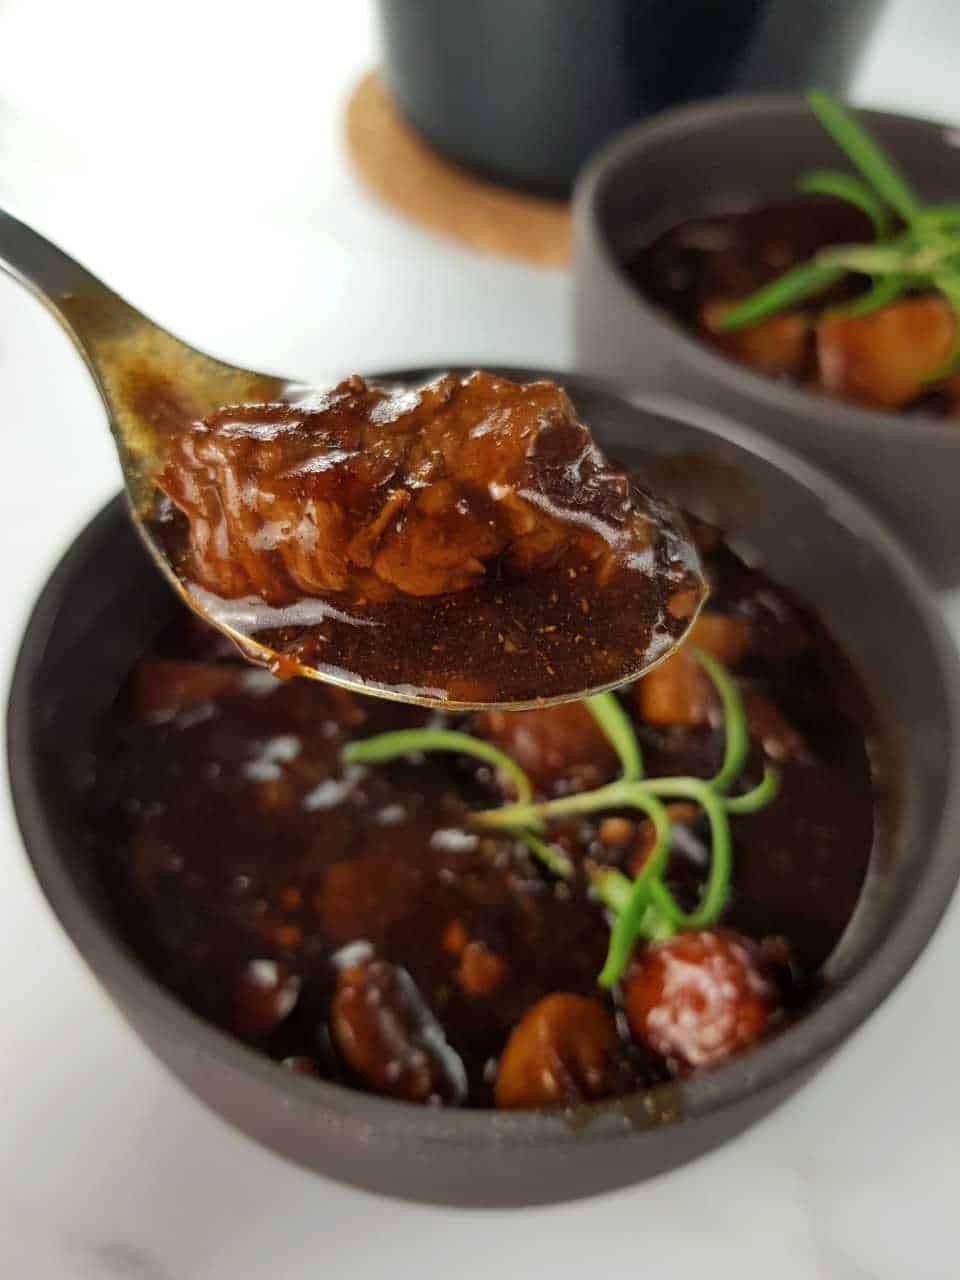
[1, 2, 959, 1276]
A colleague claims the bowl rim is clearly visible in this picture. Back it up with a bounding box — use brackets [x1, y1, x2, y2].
[8, 368, 960, 1150]
[573, 91, 960, 445]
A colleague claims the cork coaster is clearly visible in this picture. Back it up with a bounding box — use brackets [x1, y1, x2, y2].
[344, 72, 571, 268]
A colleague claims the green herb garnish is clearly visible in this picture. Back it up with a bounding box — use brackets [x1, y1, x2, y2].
[342, 728, 535, 808]
[716, 89, 960, 378]
[516, 830, 576, 880]
[343, 649, 779, 988]
[583, 690, 643, 782]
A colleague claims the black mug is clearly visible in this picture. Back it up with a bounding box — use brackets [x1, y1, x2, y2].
[378, 0, 886, 195]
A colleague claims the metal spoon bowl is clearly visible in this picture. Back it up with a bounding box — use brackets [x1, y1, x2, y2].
[0, 207, 704, 709]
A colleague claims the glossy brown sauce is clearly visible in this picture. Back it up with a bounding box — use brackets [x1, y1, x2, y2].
[87, 529, 878, 1108]
[629, 194, 960, 418]
[149, 371, 705, 704]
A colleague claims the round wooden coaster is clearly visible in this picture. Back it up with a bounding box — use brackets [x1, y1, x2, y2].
[344, 72, 571, 268]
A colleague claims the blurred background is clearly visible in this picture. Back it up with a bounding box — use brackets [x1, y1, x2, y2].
[1, 0, 958, 385]
[2, 1, 960, 1276]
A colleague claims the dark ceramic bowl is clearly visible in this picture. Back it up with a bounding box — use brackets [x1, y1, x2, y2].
[9, 369, 960, 1207]
[573, 95, 960, 585]
[378, 0, 883, 195]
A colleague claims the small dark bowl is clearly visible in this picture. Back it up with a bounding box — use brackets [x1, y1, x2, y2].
[8, 369, 960, 1207]
[378, 1, 883, 195]
[573, 95, 960, 585]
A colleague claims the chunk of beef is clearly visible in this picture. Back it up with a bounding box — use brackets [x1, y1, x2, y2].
[330, 957, 467, 1104]
[317, 852, 423, 945]
[494, 993, 623, 1109]
[158, 371, 660, 606]
[702, 300, 810, 377]
[633, 612, 749, 727]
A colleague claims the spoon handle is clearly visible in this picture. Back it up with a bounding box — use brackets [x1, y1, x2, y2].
[0, 205, 113, 299]
[0, 206, 283, 500]
[0, 204, 150, 369]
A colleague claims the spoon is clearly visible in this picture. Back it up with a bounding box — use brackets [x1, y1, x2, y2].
[0, 206, 705, 709]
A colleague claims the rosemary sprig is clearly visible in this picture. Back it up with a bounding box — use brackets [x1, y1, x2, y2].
[806, 88, 918, 225]
[342, 653, 779, 987]
[829, 272, 907, 321]
[715, 90, 960, 377]
[798, 170, 892, 238]
[716, 261, 844, 331]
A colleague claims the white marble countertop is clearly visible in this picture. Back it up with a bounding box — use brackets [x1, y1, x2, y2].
[1, 3, 959, 1276]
